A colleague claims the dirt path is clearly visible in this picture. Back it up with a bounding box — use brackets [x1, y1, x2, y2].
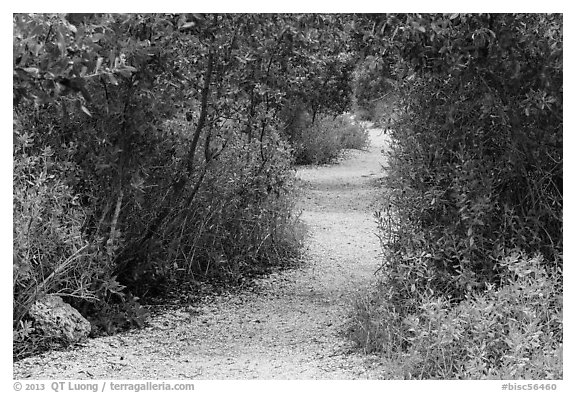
[13, 127, 389, 380]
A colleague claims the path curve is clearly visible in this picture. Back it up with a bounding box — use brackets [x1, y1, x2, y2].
[13, 127, 389, 379]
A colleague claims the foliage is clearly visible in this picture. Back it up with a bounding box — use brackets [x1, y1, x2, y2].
[288, 114, 369, 165]
[382, 12, 561, 291]
[13, 12, 357, 358]
[351, 55, 396, 121]
[349, 250, 562, 379]
[15, 13, 563, 375]
[348, 13, 563, 378]
[13, 112, 104, 330]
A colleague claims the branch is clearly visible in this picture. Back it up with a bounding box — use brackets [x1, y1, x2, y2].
[107, 189, 124, 253]
[186, 48, 214, 175]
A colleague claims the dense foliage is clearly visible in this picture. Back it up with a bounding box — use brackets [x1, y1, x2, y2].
[348, 13, 562, 378]
[351, 55, 395, 122]
[285, 113, 369, 165]
[14, 13, 563, 377]
[351, 251, 562, 379]
[13, 13, 359, 356]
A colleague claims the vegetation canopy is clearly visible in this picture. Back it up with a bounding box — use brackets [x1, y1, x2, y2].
[14, 13, 562, 379]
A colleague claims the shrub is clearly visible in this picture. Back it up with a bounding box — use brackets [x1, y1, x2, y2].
[349, 250, 562, 379]
[348, 13, 562, 379]
[113, 122, 305, 295]
[382, 71, 562, 292]
[351, 55, 395, 121]
[13, 13, 314, 358]
[338, 115, 370, 150]
[287, 113, 369, 165]
[13, 115, 94, 315]
[13, 103, 305, 358]
[13, 112, 125, 357]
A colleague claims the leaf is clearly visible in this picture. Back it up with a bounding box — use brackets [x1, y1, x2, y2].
[180, 21, 196, 31]
[56, 28, 67, 56]
[107, 72, 119, 85]
[450, 13, 459, 20]
[95, 57, 104, 73]
[23, 67, 39, 76]
[80, 86, 92, 103]
[80, 105, 92, 117]
[30, 24, 44, 38]
[116, 69, 132, 78]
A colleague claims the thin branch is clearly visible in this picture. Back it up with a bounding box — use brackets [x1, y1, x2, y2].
[186, 48, 214, 175]
[107, 189, 124, 252]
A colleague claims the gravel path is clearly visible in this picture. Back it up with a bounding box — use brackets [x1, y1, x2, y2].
[13, 127, 389, 380]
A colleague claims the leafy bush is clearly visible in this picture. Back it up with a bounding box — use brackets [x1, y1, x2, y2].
[287, 113, 369, 165]
[349, 250, 562, 379]
[351, 56, 395, 121]
[338, 116, 370, 150]
[13, 113, 103, 327]
[12, 108, 152, 356]
[348, 13, 562, 379]
[379, 13, 561, 294]
[112, 121, 305, 294]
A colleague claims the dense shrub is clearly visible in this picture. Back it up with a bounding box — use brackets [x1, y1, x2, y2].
[13, 113, 82, 333]
[338, 116, 370, 150]
[348, 13, 562, 378]
[349, 250, 562, 379]
[350, 52, 403, 130]
[112, 121, 304, 294]
[381, 12, 561, 292]
[351, 56, 395, 121]
[352, 56, 394, 116]
[287, 113, 369, 165]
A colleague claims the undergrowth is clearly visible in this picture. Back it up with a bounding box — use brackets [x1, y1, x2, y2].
[349, 250, 562, 379]
[285, 110, 369, 165]
[13, 106, 306, 359]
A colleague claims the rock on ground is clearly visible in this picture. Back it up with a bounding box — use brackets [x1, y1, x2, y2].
[28, 294, 91, 344]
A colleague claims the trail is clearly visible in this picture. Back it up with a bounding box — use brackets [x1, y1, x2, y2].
[14, 127, 389, 380]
